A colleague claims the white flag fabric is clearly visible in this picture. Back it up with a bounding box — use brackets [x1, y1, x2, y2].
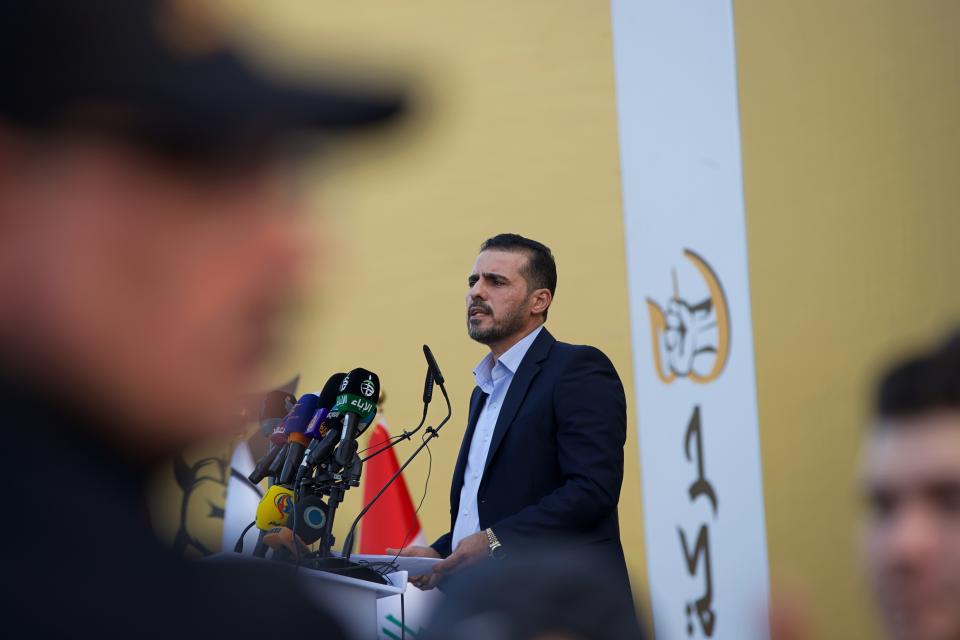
[222, 441, 262, 555]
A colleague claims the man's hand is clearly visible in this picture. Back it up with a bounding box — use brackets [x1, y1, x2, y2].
[386, 545, 441, 559]
[385, 545, 442, 591]
[432, 531, 489, 577]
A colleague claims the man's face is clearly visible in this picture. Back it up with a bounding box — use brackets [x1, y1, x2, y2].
[861, 414, 960, 640]
[466, 249, 533, 346]
[0, 134, 309, 451]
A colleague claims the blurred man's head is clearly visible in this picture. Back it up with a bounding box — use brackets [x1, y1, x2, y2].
[861, 335, 960, 640]
[466, 234, 556, 355]
[424, 552, 643, 640]
[0, 0, 402, 456]
[0, 130, 308, 452]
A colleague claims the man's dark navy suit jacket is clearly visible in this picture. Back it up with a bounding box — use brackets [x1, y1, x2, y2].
[432, 328, 631, 597]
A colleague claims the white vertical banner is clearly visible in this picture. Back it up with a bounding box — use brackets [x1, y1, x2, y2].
[610, 1, 770, 639]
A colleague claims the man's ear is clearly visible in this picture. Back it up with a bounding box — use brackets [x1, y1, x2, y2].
[529, 288, 552, 316]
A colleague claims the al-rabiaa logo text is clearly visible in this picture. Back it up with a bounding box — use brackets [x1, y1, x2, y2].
[360, 376, 376, 398]
[646, 249, 730, 384]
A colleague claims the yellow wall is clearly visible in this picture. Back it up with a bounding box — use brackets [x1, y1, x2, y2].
[216, 2, 960, 638]
[737, 1, 960, 638]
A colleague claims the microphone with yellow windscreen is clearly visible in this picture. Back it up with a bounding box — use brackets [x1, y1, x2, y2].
[255, 485, 294, 531]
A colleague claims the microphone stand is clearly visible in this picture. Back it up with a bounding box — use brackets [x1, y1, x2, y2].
[358, 347, 441, 462]
[360, 403, 429, 463]
[341, 382, 452, 561]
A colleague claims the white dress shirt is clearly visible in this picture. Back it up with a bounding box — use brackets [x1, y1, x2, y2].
[450, 324, 544, 552]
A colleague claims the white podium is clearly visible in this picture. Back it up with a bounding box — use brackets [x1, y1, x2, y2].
[208, 553, 407, 640]
[298, 564, 407, 639]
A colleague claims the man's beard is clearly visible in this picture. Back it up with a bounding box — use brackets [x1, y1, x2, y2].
[467, 301, 528, 345]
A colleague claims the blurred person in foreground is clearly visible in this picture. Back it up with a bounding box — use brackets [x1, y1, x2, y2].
[0, 0, 402, 637]
[861, 332, 960, 640]
[422, 552, 645, 640]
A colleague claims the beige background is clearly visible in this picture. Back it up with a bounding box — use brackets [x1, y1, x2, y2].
[738, 2, 960, 638]
[202, 2, 959, 638]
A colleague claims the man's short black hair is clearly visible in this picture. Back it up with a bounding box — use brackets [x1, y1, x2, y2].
[480, 233, 557, 320]
[875, 331, 960, 423]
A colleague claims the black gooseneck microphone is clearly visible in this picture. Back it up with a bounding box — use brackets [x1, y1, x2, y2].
[342, 345, 452, 560]
[422, 344, 445, 386]
[422, 365, 435, 405]
[359, 346, 439, 464]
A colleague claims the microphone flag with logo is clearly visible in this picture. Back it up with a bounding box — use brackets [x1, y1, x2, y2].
[304, 373, 348, 439]
[276, 392, 320, 485]
[329, 368, 380, 431]
[255, 485, 295, 531]
[331, 368, 380, 469]
[290, 493, 328, 545]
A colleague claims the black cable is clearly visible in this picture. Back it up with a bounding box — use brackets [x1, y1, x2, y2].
[401, 591, 406, 640]
[230, 467, 265, 498]
[356, 431, 405, 455]
[234, 520, 256, 553]
[388, 435, 432, 566]
[359, 364, 432, 459]
[352, 560, 400, 576]
[359, 365, 431, 462]
[360, 402, 429, 462]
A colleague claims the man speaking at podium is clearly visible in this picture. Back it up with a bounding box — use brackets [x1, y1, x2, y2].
[393, 234, 633, 605]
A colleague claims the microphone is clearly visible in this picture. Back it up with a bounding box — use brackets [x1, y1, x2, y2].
[295, 405, 377, 489]
[249, 393, 299, 484]
[275, 393, 320, 486]
[300, 429, 339, 475]
[303, 373, 348, 440]
[277, 373, 348, 486]
[255, 485, 295, 531]
[266, 442, 290, 480]
[360, 345, 440, 464]
[249, 446, 281, 486]
[289, 373, 357, 486]
[290, 493, 329, 545]
[422, 367, 435, 404]
[247, 390, 296, 485]
[329, 368, 380, 470]
[261, 390, 297, 436]
[423, 344, 445, 387]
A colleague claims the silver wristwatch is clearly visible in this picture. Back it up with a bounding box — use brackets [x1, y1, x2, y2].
[485, 528, 505, 559]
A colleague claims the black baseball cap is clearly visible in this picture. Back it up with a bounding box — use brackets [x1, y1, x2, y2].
[0, 0, 405, 152]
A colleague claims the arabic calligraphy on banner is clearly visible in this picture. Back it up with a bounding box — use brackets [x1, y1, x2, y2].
[680, 406, 717, 636]
[611, 1, 771, 637]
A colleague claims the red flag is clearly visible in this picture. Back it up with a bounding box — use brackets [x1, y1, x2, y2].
[359, 420, 423, 554]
